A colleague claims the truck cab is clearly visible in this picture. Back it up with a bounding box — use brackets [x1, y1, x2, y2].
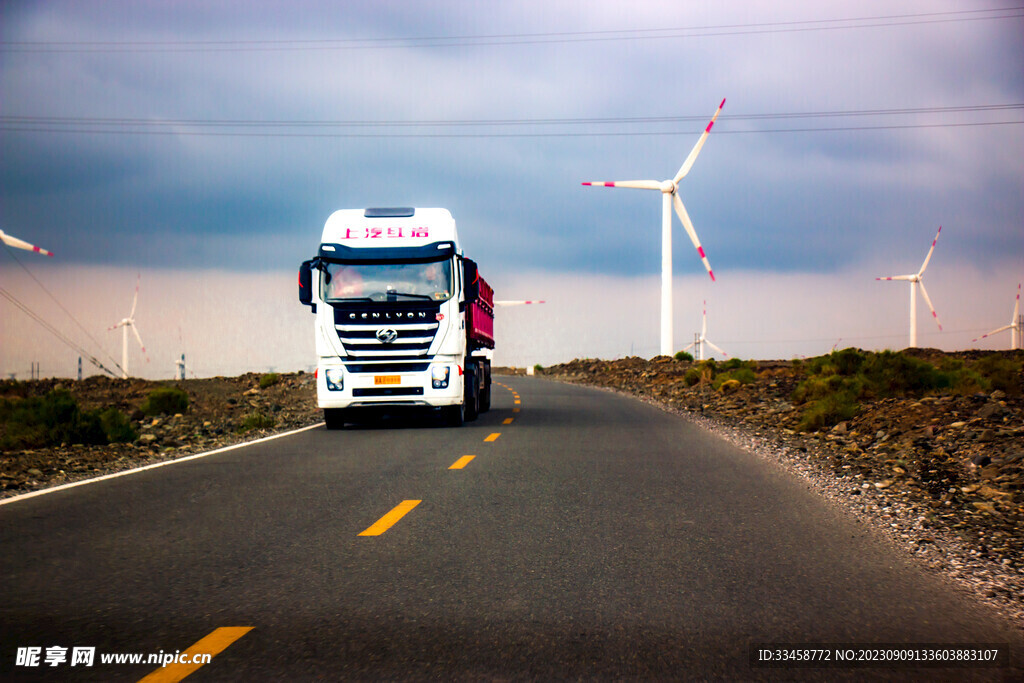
[299, 207, 492, 428]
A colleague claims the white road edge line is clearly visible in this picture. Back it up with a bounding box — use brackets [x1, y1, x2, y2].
[0, 422, 324, 507]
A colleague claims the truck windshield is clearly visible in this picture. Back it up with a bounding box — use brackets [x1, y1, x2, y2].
[322, 259, 453, 303]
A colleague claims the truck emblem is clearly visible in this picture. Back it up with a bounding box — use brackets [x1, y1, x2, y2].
[376, 328, 398, 344]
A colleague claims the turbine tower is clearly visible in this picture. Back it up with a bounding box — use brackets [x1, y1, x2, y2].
[109, 275, 149, 378]
[876, 226, 943, 348]
[1, 228, 53, 257]
[681, 300, 728, 360]
[583, 99, 725, 356]
[972, 283, 1021, 349]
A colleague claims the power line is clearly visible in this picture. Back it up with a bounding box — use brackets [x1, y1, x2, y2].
[2, 103, 1020, 129]
[2, 7, 1021, 53]
[1, 242, 125, 375]
[1, 104, 1021, 139]
[0, 286, 119, 378]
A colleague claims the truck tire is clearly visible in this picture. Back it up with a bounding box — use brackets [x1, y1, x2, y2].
[464, 367, 479, 422]
[443, 403, 464, 427]
[324, 408, 347, 430]
[479, 362, 491, 413]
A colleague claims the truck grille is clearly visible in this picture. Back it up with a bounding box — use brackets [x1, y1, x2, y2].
[332, 306, 440, 360]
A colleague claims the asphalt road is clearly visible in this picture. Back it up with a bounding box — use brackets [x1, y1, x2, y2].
[2, 376, 1021, 681]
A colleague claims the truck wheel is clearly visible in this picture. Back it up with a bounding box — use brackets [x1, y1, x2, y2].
[480, 366, 491, 413]
[324, 408, 347, 430]
[464, 369, 479, 422]
[443, 403, 464, 427]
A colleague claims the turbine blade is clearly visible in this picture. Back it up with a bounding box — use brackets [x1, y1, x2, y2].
[704, 339, 728, 358]
[131, 324, 150, 361]
[673, 98, 726, 184]
[917, 225, 942, 276]
[130, 274, 140, 318]
[701, 300, 708, 337]
[1013, 283, 1021, 322]
[972, 324, 1012, 343]
[672, 193, 714, 280]
[876, 275, 916, 281]
[581, 180, 661, 190]
[917, 280, 942, 331]
[681, 341, 696, 352]
[0, 229, 54, 257]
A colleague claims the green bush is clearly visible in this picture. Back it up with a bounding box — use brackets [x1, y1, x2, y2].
[971, 355, 1022, 395]
[238, 412, 276, 433]
[0, 390, 110, 450]
[674, 351, 694, 362]
[99, 408, 138, 443]
[684, 368, 701, 386]
[796, 392, 860, 432]
[259, 373, 280, 389]
[141, 387, 190, 416]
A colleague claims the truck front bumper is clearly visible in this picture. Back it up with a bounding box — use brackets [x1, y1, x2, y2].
[316, 360, 463, 410]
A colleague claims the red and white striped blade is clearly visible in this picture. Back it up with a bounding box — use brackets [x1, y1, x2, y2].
[581, 180, 661, 190]
[972, 324, 1012, 343]
[0, 229, 54, 257]
[495, 300, 546, 306]
[672, 193, 715, 280]
[917, 226, 942, 276]
[917, 280, 942, 331]
[704, 338, 728, 358]
[131, 323, 150, 362]
[673, 98, 726, 184]
[1013, 283, 1021, 321]
[701, 300, 708, 337]
[129, 275, 141, 318]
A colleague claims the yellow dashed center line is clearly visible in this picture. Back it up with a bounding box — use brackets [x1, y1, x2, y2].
[503, 418, 514, 425]
[359, 500, 421, 536]
[484, 433, 501, 442]
[136, 627, 253, 683]
[449, 455, 475, 469]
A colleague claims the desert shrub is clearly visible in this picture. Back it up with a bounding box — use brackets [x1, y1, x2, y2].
[238, 411, 276, 433]
[259, 372, 280, 389]
[713, 367, 756, 390]
[533, 364, 544, 374]
[796, 392, 860, 432]
[142, 387, 189, 416]
[684, 368, 701, 386]
[674, 351, 694, 362]
[0, 390, 110, 450]
[99, 408, 138, 443]
[718, 379, 741, 393]
[971, 355, 1022, 395]
[862, 351, 953, 395]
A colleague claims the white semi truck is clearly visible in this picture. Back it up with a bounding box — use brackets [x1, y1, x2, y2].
[298, 207, 494, 428]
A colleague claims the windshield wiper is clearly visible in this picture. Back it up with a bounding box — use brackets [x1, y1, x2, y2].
[387, 291, 434, 301]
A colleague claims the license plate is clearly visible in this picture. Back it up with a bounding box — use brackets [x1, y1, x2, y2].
[374, 375, 401, 386]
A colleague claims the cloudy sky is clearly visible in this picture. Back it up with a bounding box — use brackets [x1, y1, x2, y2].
[1, 1, 1022, 379]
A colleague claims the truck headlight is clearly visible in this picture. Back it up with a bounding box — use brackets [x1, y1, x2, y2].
[325, 368, 344, 391]
[431, 365, 450, 389]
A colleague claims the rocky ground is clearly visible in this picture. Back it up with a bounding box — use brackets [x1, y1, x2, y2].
[2, 354, 1022, 627]
[539, 350, 1024, 628]
[0, 372, 321, 496]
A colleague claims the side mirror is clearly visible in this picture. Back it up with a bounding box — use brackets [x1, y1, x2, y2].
[299, 260, 316, 313]
[462, 258, 479, 302]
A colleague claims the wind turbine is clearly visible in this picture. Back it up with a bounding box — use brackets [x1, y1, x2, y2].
[972, 283, 1021, 349]
[876, 226, 943, 348]
[1, 229, 53, 257]
[583, 99, 725, 357]
[109, 275, 149, 378]
[681, 300, 728, 360]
